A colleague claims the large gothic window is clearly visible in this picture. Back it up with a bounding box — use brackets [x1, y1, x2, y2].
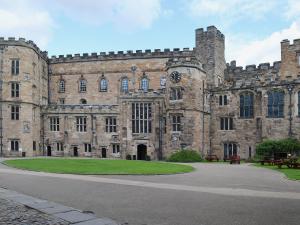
[267, 90, 284, 118]
[132, 103, 152, 134]
[100, 79, 108, 92]
[240, 92, 254, 118]
[121, 78, 129, 92]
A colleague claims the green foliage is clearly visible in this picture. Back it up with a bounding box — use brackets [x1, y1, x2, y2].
[256, 138, 300, 156]
[167, 150, 202, 163]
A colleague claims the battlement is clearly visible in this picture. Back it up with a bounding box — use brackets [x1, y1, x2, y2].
[166, 56, 204, 71]
[0, 37, 48, 59]
[281, 38, 300, 49]
[226, 60, 281, 73]
[49, 48, 195, 63]
[195, 25, 225, 41]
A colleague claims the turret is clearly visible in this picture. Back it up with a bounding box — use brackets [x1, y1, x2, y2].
[195, 26, 226, 87]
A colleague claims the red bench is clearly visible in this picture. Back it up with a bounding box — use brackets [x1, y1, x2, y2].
[205, 154, 219, 162]
[229, 155, 240, 164]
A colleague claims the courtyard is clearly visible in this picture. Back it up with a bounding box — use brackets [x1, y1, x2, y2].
[0, 159, 299, 225]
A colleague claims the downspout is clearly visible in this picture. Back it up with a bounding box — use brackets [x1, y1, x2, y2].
[201, 81, 205, 156]
[287, 84, 294, 137]
[0, 46, 3, 157]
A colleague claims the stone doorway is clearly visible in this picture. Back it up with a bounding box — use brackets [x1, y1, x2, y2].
[137, 144, 147, 160]
[101, 148, 107, 158]
[47, 146, 51, 156]
[73, 146, 78, 157]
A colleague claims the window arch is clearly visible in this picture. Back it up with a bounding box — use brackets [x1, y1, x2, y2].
[79, 79, 87, 92]
[267, 90, 284, 118]
[99, 79, 108, 92]
[121, 78, 129, 92]
[240, 92, 254, 118]
[58, 79, 65, 93]
[80, 99, 87, 104]
[141, 77, 149, 91]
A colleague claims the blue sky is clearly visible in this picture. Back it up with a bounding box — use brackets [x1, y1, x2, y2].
[1, 0, 300, 66]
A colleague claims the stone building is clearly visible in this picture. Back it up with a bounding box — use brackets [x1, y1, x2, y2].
[1, 26, 300, 160]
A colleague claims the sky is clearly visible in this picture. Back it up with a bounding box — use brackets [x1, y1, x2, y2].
[1, 0, 300, 66]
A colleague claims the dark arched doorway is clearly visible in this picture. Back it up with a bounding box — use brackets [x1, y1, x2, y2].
[73, 146, 78, 157]
[47, 146, 51, 156]
[101, 148, 107, 158]
[137, 144, 147, 160]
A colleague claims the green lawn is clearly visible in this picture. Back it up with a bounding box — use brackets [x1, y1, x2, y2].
[254, 163, 300, 180]
[4, 158, 194, 175]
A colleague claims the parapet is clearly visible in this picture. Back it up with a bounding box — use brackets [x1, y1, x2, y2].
[225, 60, 281, 82]
[166, 56, 204, 71]
[49, 48, 195, 64]
[0, 37, 48, 59]
[281, 38, 300, 50]
[195, 25, 225, 41]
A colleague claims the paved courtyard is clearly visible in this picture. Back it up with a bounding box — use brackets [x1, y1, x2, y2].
[0, 160, 299, 225]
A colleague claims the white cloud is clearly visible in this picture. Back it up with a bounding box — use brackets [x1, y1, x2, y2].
[52, 0, 162, 31]
[0, 0, 54, 49]
[285, 0, 300, 19]
[226, 21, 300, 66]
[187, 0, 277, 21]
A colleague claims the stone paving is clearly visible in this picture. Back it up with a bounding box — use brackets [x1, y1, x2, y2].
[0, 198, 69, 225]
[0, 188, 120, 225]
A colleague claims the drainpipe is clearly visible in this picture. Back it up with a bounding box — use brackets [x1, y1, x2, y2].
[158, 102, 163, 160]
[287, 84, 294, 137]
[201, 81, 205, 157]
[0, 47, 4, 157]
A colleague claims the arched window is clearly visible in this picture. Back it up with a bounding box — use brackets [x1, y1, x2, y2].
[267, 90, 284, 118]
[141, 78, 149, 92]
[99, 79, 108, 92]
[224, 143, 238, 159]
[80, 99, 87, 104]
[121, 78, 129, 92]
[240, 92, 254, 118]
[59, 80, 65, 93]
[79, 79, 87, 92]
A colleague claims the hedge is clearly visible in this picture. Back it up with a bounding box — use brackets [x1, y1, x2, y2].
[256, 138, 300, 156]
[167, 150, 202, 163]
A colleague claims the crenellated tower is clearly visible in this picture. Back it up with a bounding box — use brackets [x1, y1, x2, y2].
[195, 26, 226, 87]
[0, 37, 48, 157]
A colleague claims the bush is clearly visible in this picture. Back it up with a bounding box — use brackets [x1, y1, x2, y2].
[256, 138, 300, 156]
[126, 155, 132, 160]
[167, 150, 202, 163]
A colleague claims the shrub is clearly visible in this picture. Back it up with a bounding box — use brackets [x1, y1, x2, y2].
[256, 138, 300, 156]
[167, 150, 202, 163]
[126, 155, 132, 160]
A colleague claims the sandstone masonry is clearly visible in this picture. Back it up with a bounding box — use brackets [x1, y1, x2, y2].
[1, 26, 299, 160]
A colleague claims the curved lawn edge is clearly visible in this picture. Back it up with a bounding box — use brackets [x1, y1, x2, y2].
[252, 163, 300, 181]
[3, 158, 195, 175]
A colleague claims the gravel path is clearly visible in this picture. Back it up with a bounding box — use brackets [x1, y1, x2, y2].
[0, 197, 69, 225]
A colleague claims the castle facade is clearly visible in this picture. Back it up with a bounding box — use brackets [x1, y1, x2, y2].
[1, 26, 300, 160]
